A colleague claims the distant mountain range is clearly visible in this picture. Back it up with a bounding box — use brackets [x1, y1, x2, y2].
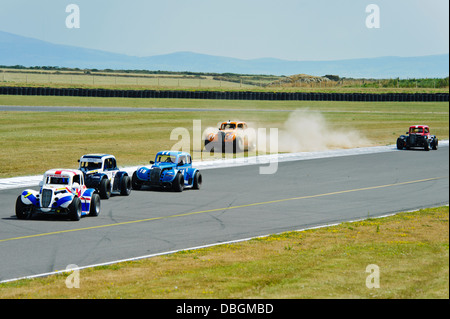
[0, 30, 448, 78]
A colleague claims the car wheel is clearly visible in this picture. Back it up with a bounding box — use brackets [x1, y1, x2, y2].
[233, 137, 244, 153]
[424, 141, 430, 151]
[204, 139, 212, 151]
[69, 197, 82, 221]
[89, 193, 100, 217]
[193, 171, 202, 190]
[396, 138, 404, 150]
[15, 195, 32, 220]
[132, 171, 142, 190]
[172, 172, 184, 192]
[432, 138, 438, 150]
[120, 175, 132, 196]
[99, 178, 111, 199]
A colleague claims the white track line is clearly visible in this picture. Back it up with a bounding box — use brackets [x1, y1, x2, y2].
[2, 141, 447, 191]
[2, 204, 447, 284]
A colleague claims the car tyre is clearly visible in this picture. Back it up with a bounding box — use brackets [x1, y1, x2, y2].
[172, 172, 184, 192]
[69, 197, 82, 221]
[193, 171, 202, 190]
[431, 138, 439, 150]
[396, 138, 404, 150]
[99, 178, 111, 199]
[233, 137, 244, 153]
[132, 171, 142, 190]
[204, 139, 212, 151]
[120, 175, 132, 196]
[89, 193, 100, 217]
[16, 195, 32, 220]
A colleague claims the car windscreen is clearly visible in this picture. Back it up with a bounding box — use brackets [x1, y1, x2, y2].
[80, 161, 102, 170]
[46, 176, 69, 185]
[156, 155, 177, 163]
[221, 123, 236, 130]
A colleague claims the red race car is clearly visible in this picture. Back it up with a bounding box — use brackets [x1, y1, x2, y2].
[396, 125, 438, 151]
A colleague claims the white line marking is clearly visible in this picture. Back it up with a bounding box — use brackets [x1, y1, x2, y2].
[2, 204, 447, 284]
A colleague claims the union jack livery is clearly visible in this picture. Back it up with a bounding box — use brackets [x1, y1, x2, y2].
[16, 169, 101, 221]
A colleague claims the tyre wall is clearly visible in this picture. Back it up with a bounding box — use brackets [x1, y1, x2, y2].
[0, 86, 448, 102]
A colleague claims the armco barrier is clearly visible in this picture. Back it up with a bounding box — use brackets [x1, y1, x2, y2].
[0, 86, 448, 102]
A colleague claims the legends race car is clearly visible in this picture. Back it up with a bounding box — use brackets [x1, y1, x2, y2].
[396, 125, 438, 151]
[78, 154, 131, 199]
[204, 120, 254, 152]
[16, 169, 100, 221]
[132, 151, 202, 192]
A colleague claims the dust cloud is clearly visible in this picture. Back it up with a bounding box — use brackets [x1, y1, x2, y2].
[200, 110, 371, 153]
[276, 109, 371, 152]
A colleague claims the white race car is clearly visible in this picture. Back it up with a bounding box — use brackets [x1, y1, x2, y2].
[78, 154, 131, 199]
[16, 169, 100, 221]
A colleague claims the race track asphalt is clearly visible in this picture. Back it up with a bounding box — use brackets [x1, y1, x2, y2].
[0, 146, 448, 282]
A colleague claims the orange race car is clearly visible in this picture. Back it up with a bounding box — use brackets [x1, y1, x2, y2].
[204, 120, 254, 152]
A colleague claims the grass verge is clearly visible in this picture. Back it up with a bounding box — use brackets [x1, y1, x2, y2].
[0, 206, 448, 299]
[0, 96, 448, 178]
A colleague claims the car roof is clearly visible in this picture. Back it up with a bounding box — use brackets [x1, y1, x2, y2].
[80, 154, 113, 160]
[410, 125, 429, 128]
[44, 169, 82, 177]
[221, 121, 246, 125]
[156, 151, 190, 157]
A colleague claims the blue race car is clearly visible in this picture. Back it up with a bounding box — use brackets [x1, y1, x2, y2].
[131, 151, 202, 192]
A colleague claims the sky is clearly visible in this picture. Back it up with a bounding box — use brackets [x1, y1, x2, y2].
[0, 0, 448, 61]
